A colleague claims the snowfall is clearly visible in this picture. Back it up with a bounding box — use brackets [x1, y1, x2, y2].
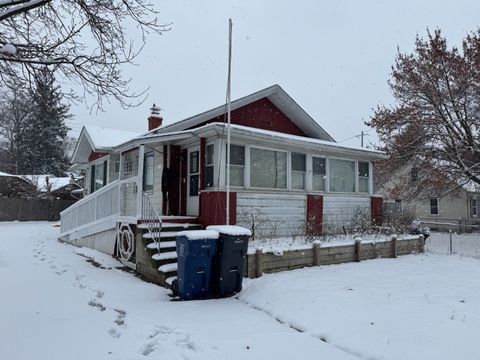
[1, 222, 480, 360]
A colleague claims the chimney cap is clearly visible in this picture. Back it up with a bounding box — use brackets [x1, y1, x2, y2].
[150, 103, 161, 116]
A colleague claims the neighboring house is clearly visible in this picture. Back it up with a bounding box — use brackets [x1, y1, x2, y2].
[59, 85, 387, 286]
[0, 171, 37, 197]
[378, 161, 480, 229]
[23, 174, 84, 200]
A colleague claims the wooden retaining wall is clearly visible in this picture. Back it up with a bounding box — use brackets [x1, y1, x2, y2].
[245, 235, 425, 279]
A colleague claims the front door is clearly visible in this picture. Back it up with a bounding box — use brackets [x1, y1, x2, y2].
[187, 147, 200, 216]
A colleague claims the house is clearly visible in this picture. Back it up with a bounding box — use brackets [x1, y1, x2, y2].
[59, 85, 387, 286]
[378, 160, 480, 231]
[0, 171, 37, 197]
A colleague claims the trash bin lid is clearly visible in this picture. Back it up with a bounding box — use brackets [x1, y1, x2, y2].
[206, 225, 252, 237]
[176, 229, 219, 240]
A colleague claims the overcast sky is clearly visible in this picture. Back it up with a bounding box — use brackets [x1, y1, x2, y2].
[68, 0, 480, 147]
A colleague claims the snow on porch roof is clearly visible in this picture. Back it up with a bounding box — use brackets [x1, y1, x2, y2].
[71, 125, 140, 164]
[149, 84, 336, 142]
[117, 122, 386, 160]
[83, 125, 140, 149]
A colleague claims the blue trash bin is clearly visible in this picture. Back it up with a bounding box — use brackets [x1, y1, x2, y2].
[174, 230, 219, 300]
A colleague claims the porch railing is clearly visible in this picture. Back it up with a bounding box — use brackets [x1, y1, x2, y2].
[60, 180, 120, 235]
[142, 192, 162, 252]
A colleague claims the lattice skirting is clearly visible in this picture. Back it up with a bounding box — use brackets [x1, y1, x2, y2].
[69, 228, 117, 256]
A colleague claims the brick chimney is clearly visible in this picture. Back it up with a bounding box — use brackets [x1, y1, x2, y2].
[148, 103, 163, 131]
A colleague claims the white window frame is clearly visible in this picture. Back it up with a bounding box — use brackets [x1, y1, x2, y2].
[327, 156, 357, 194]
[224, 142, 246, 188]
[429, 198, 439, 215]
[471, 198, 478, 217]
[249, 145, 288, 190]
[143, 151, 154, 194]
[311, 155, 327, 193]
[290, 151, 307, 191]
[357, 160, 370, 193]
[205, 142, 215, 188]
[89, 155, 110, 194]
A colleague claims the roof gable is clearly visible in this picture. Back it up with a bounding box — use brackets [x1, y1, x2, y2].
[190, 98, 308, 137]
[71, 125, 139, 164]
[153, 85, 335, 142]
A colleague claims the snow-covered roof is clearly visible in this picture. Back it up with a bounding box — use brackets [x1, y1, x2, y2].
[71, 125, 139, 164]
[84, 125, 139, 149]
[21, 175, 72, 192]
[117, 122, 386, 160]
[149, 84, 336, 142]
[0, 171, 15, 177]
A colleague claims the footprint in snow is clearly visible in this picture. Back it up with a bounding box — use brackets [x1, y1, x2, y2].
[88, 299, 106, 311]
[113, 309, 126, 327]
[108, 328, 121, 338]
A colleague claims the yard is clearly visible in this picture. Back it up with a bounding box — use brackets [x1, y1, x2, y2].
[0, 222, 479, 360]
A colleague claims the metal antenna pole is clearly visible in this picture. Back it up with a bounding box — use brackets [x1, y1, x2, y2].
[226, 18, 233, 225]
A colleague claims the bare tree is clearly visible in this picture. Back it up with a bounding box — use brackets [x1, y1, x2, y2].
[0, 0, 168, 110]
[367, 29, 480, 198]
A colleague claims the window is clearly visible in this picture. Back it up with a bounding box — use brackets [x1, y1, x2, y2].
[143, 152, 154, 192]
[225, 144, 245, 187]
[189, 150, 199, 196]
[312, 157, 326, 191]
[205, 144, 214, 188]
[329, 158, 355, 192]
[472, 199, 478, 217]
[430, 198, 439, 215]
[358, 161, 369, 193]
[90, 160, 107, 193]
[291, 152, 306, 190]
[250, 148, 287, 189]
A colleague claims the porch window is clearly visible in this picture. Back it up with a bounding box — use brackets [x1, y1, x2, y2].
[291, 152, 306, 190]
[430, 198, 439, 215]
[122, 152, 139, 178]
[90, 160, 107, 193]
[329, 158, 355, 192]
[205, 144, 214, 188]
[143, 152, 154, 192]
[225, 144, 245, 187]
[250, 148, 287, 189]
[312, 157, 326, 191]
[471, 199, 477, 217]
[189, 150, 199, 196]
[358, 161, 370, 193]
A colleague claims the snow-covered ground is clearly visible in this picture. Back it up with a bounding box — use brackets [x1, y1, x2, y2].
[427, 231, 480, 258]
[1, 222, 479, 359]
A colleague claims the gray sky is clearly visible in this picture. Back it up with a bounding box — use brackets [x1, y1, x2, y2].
[67, 0, 480, 147]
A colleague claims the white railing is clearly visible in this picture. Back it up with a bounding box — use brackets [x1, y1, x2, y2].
[60, 180, 120, 235]
[142, 192, 162, 253]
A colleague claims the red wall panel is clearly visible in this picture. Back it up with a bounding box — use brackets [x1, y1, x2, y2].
[190, 98, 307, 137]
[307, 194, 323, 235]
[199, 191, 236, 226]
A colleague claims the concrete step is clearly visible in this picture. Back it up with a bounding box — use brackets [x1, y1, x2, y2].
[152, 251, 177, 261]
[158, 262, 177, 273]
[166, 276, 177, 286]
[142, 231, 178, 239]
[147, 241, 176, 250]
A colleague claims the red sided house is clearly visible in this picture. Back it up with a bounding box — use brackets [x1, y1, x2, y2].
[60, 85, 387, 286]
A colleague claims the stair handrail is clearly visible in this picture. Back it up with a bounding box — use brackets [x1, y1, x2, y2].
[141, 192, 162, 254]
